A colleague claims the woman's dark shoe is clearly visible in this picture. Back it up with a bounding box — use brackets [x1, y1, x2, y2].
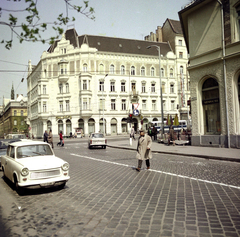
[136, 168, 140, 172]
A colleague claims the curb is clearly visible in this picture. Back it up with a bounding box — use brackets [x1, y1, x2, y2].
[107, 145, 240, 163]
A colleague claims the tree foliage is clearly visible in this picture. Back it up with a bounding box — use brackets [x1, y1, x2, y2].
[0, 0, 95, 49]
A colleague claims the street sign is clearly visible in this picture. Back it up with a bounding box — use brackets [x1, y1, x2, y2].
[133, 109, 139, 116]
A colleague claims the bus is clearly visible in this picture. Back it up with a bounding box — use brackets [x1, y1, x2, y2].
[150, 120, 191, 133]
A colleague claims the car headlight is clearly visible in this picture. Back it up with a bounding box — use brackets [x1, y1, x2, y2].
[62, 162, 69, 171]
[21, 167, 29, 176]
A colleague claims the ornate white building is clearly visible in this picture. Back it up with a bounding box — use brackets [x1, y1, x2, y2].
[27, 28, 189, 138]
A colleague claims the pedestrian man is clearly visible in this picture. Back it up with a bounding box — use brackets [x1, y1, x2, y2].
[136, 129, 152, 172]
[168, 125, 175, 146]
[148, 126, 152, 139]
[59, 131, 63, 146]
[43, 130, 48, 142]
[130, 126, 135, 140]
[152, 126, 157, 141]
[48, 129, 54, 148]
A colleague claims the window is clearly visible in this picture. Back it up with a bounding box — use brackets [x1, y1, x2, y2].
[121, 82, 125, 92]
[161, 68, 164, 77]
[151, 83, 155, 93]
[179, 52, 183, 58]
[171, 100, 175, 110]
[180, 66, 184, 74]
[14, 120, 17, 125]
[60, 64, 67, 74]
[99, 81, 104, 91]
[43, 85, 46, 94]
[99, 99, 105, 110]
[59, 84, 63, 93]
[61, 48, 66, 54]
[83, 63, 87, 72]
[39, 85, 41, 94]
[151, 67, 155, 76]
[43, 102, 47, 112]
[121, 65, 125, 75]
[59, 101, 63, 112]
[202, 78, 220, 134]
[122, 99, 126, 110]
[141, 67, 145, 76]
[83, 98, 88, 110]
[142, 82, 146, 93]
[110, 81, 115, 92]
[66, 100, 70, 111]
[131, 66, 135, 75]
[163, 100, 166, 110]
[179, 40, 182, 46]
[142, 100, 147, 110]
[132, 83, 136, 93]
[152, 100, 156, 110]
[14, 110, 17, 116]
[99, 64, 104, 73]
[170, 84, 174, 93]
[21, 110, 23, 116]
[110, 64, 114, 74]
[83, 80, 87, 90]
[66, 83, 69, 93]
[111, 99, 116, 110]
[170, 68, 173, 77]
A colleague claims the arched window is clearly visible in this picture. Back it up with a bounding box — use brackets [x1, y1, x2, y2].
[47, 121, 52, 131]
[141, 67, 145, 76]
[121, 65, 125, 75]
[131, 66, 135, 75]
[202, 78, 220, 134]
[83, 63, 87, 72]
[151, 67, 155, 77]
[66, 119, 72, 136]
[180, 66, 184, 74]
[99, 64, 104, 73]
[66, 83, 69, 93]
[161, 68, 164, 77]
[110, 64, 114, 74]
[170, 68, 173, 77]
[58, 120, 63, 134]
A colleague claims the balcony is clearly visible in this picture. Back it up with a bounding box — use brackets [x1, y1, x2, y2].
[58, 74, 69, 83]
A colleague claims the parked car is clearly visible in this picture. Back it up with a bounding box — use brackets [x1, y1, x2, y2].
[88, 133, 107, 149]
[0, 141, 70, 194]
[4, 134, 26, 139]
[0, 139, 22, 169]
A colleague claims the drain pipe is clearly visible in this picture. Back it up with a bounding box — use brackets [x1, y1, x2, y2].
[217, 0, 230, 148]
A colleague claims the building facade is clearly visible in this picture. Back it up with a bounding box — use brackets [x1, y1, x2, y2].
[27, 28, 190, 138]
[179, 0, 240, 148]
[0, 94, 28, 138]
[145, 19, 190, 120]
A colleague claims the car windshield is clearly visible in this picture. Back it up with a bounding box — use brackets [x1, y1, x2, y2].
[92, 134, 104, 138]
[17, 145, 53, 158]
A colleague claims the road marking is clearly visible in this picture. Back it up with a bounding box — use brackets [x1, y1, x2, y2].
[70, 153, 240, 190]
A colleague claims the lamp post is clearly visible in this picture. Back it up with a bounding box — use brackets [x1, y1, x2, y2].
[147, 45, 164, 138]
[102, 74, 108, 135]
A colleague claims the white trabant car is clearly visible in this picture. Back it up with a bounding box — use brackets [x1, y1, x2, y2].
[0, 141, 70, 193]
[88, 133, 107, 149]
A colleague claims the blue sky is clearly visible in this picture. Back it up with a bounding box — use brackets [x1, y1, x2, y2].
[0, 0, 189, 104]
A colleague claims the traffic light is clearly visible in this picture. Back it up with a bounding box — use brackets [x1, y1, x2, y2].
[129, 114, 133, 123]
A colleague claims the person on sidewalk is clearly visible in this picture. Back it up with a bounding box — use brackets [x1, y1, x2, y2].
[48, 129, 54, 148]
[136, 129, 152, 172]
[168, 125, 175, 146]
[148, 126, 152, 140]
[59, 131, 63, 146]
[130, 126, 135, 140]
[152, 126, 157, 141]
[43, 130, 48, 143]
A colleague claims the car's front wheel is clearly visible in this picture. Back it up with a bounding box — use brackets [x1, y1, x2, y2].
[14, 175, 24, 195]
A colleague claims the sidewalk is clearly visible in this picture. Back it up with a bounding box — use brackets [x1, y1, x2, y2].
[108, 138, 240, 163]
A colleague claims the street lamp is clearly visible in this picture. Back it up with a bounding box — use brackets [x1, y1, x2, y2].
[147, 45, 164, 138]
[102, 74, 108, 135]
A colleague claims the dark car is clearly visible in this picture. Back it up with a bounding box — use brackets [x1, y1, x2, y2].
[0, 139, 21, 168]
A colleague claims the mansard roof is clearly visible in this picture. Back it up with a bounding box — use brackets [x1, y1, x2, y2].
[47, 28, 172, 57]
[166, 19, 183, 34]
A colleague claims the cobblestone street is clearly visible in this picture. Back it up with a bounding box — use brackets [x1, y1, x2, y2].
[0, 140, 240, 237]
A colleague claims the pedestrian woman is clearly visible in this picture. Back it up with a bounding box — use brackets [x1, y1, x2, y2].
[48, 129, 54, 148]
[136, 129, 152, 172]
[59, 131, 63, 146]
